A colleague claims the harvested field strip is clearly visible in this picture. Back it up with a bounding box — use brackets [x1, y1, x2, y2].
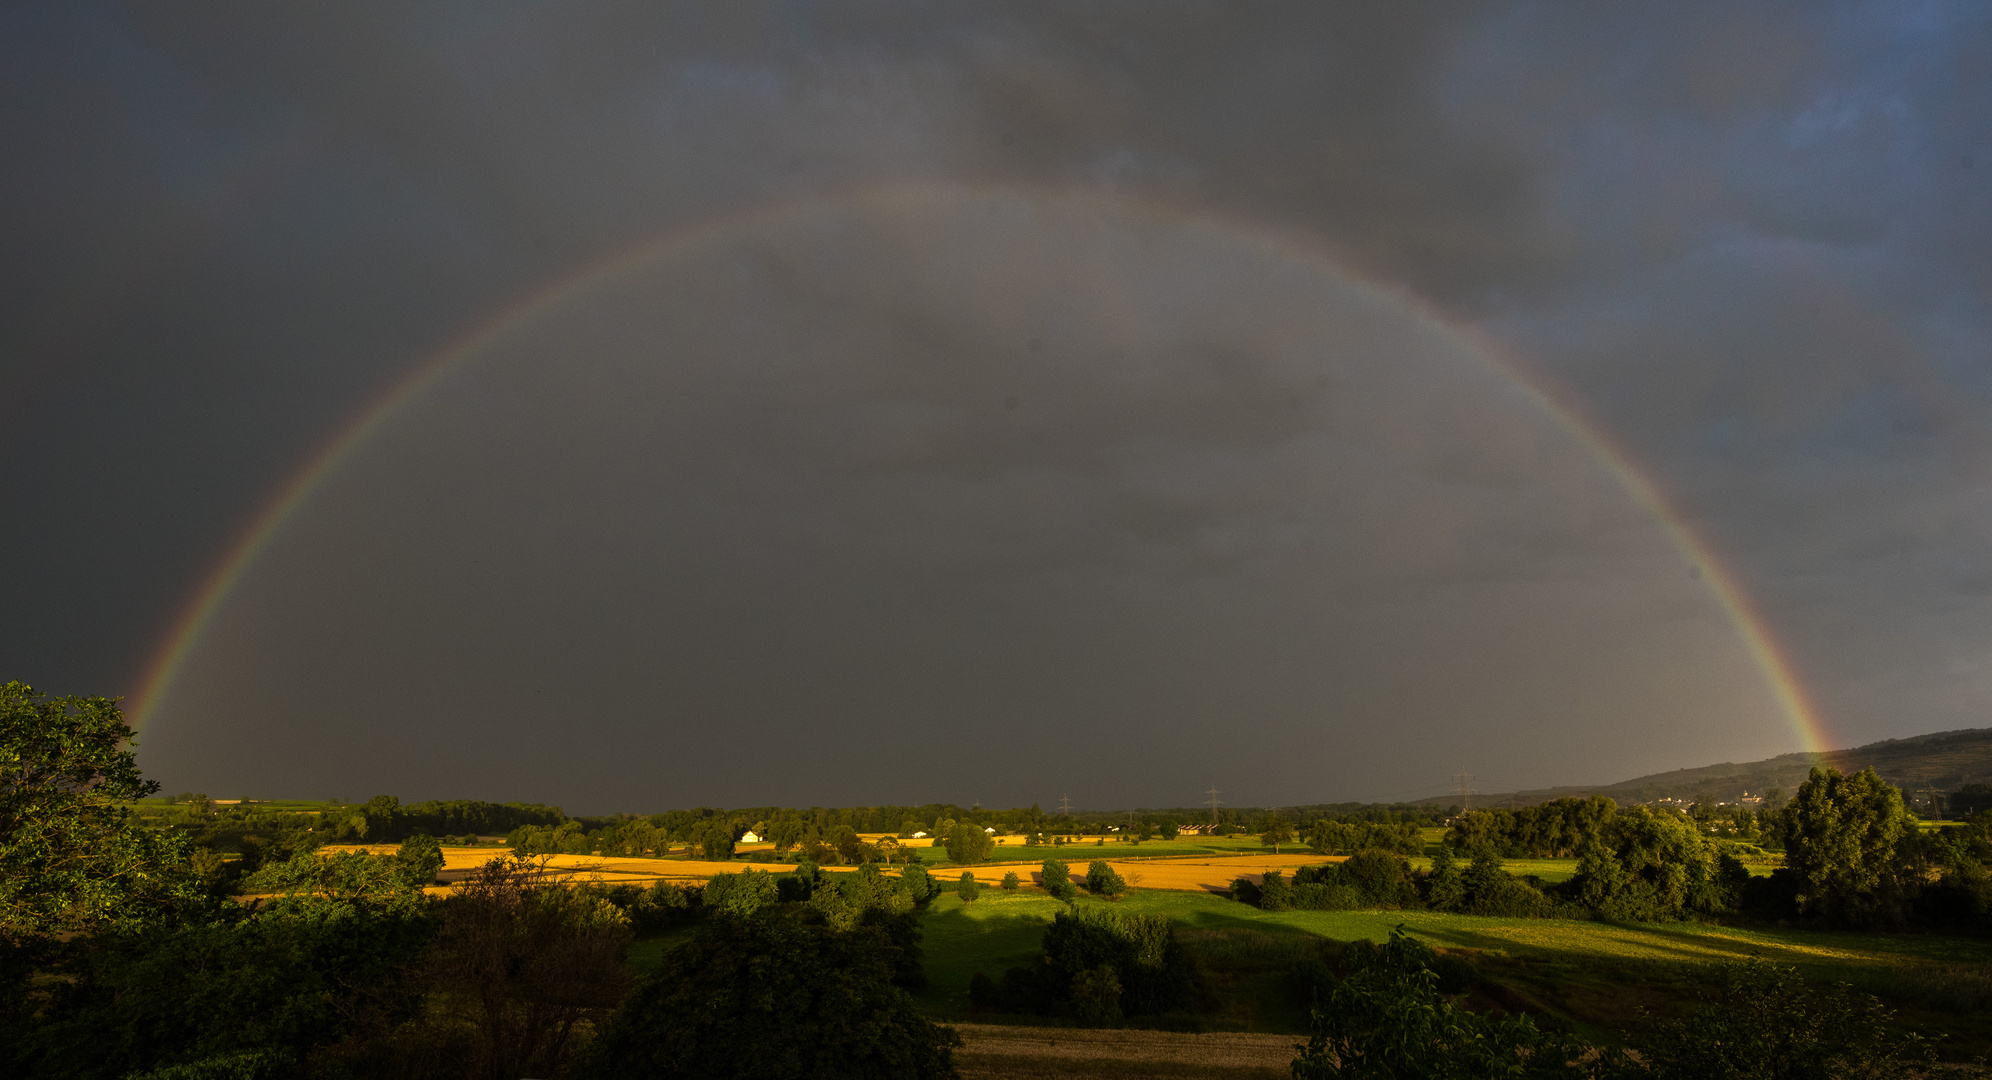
[950, 1023, 1292, 1080]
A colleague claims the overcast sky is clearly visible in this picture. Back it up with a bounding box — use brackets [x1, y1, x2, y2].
[4, 3, 1988, 814]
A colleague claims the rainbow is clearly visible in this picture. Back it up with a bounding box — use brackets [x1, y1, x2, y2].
[127, 182, 1834, 754]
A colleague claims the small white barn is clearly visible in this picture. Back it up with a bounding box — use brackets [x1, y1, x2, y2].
[740, 830, 763, 843]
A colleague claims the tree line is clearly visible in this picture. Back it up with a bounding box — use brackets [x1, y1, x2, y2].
[1228, 772, 1992, 932]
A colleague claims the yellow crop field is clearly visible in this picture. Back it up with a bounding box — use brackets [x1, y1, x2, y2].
[943, 853, 1344, 893]
[858, 833, 1042, 849]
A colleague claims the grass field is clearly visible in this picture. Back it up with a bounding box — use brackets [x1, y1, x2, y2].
[903, 886, 1992, 1056]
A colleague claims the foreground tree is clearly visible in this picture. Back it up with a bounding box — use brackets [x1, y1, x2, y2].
[577, 912, 959, 1079]
[11, 852, 434, 1079]
[1782, 767, 1914, 927]
[423, 856, 633, 1080]
[0, 682, 198, 938]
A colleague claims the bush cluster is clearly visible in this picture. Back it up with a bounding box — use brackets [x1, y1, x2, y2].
[969, 905, 1205, 1023]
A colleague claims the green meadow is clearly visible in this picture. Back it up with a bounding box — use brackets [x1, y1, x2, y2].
[897, 887, 1992, 1054]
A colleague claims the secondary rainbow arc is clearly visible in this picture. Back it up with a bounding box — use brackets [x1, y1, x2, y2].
[127, 182, 1833, 756]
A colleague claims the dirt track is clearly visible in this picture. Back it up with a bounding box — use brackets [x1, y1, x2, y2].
[950, 1023, 1295, 1079]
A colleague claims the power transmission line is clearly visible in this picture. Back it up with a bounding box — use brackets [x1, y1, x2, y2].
[1454, 769, 1476, 812]
[1205, 783, 1223, 827]
[1057, 794, 1073, 816]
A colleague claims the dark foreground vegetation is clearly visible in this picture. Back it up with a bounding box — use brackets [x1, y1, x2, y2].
[5, 681, 1986, 1078]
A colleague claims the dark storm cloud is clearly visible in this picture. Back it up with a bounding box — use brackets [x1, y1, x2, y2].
[147, 192, 1778, 808]
[4, 2, 1989, 809]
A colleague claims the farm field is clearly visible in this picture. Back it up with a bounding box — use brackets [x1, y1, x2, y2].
[943, 854, 1346, 893]
[321, 845, 799, 890]
[906, 888, 1992, 1054]
[324, 844, 1347, 895]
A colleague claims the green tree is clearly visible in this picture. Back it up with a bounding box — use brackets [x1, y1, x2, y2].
[705, 869, 779, 919]
[1157, 816, 1180, 841]
[956, 872, 980, 904]
[0, 682, 198, 937]
[1085, 860, 1127, 898]
[695, 820, 737, 861]
[395, 833, 444, 887]
[768, 820, 806, 853]
[899, 862, 939, 903]
[1000, 871, 1020, 892]
[1424, 847, 1468, 912]
[1781, 767, 1913, 927]
[1256, 868, 1293, 911]
[1040, 858, 1076, 902]
[425, 856, 633, 1080]
[577, 914, 959, 1080]
[1260, 818, 1294, 855]
[943, 822, 992, 864]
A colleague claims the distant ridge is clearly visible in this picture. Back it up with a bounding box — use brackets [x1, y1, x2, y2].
[1432, 727, 1992, 810]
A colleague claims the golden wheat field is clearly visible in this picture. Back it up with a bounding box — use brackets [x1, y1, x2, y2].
[946, 853, 1345, 893]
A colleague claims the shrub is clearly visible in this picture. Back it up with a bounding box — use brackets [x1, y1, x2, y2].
[1292, 928, 1583, 1080]
[1256, 869, 1294, 911]
[1041, 859, 1076, 902]
[1000, 872, 1020, 891]
[1289, 882, 1363, 910]
[810, 865, 915, 931]
[956, 872, 980, 904]
[1068, 965, 1123, 1025]
[1612, 960, 1934, 1079]
[1339, 850, 1417, 908]
[627, 879, 695, 933]
[1422, 850, 1558, 918]
[1085, 860, 1126, 897]
[974, 906, 1203, 1023]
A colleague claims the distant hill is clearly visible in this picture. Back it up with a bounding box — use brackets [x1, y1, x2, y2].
[1437, 727, 1992, 812]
